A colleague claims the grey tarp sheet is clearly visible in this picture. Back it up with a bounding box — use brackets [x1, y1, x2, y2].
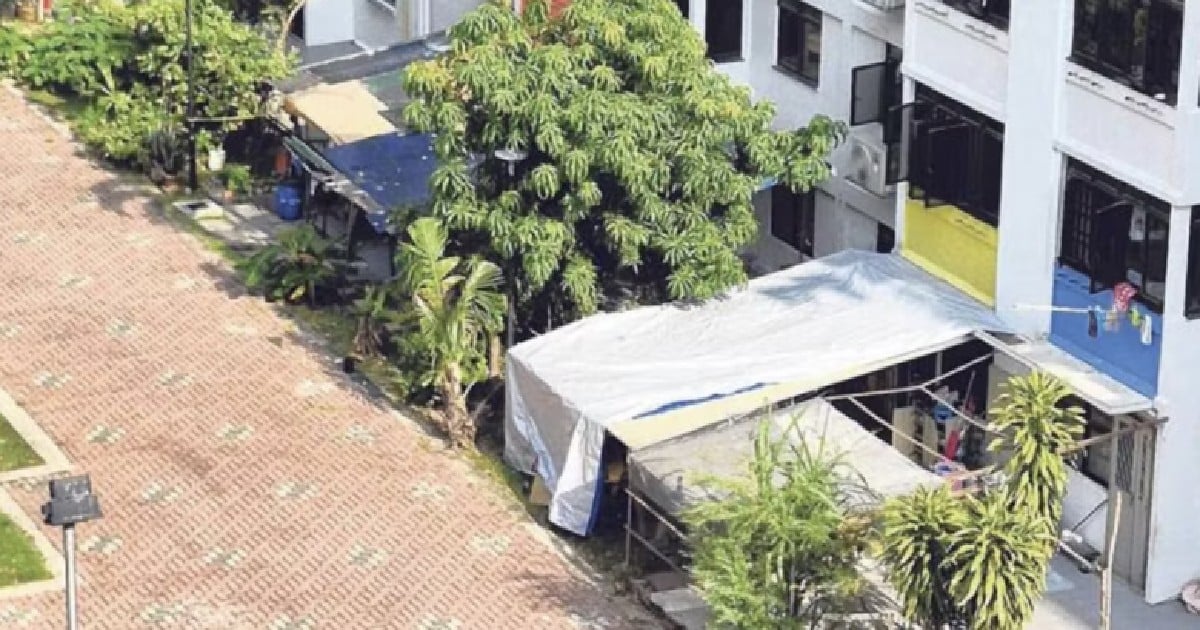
[627, 398, 945, 517]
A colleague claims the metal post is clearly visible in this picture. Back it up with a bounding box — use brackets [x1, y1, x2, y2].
[63, 524, 78, 630]
[185, 0, 199, 192]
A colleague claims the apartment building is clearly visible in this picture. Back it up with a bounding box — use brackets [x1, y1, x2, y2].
[682, 0, 1199, 606]
[891, 0, 1198, 605]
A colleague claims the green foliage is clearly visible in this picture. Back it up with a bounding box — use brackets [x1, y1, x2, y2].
[4, 0, 292, 164]
[221, 163, 253, 194]
[394, 218, 506, 449]
[402, 0, 844, 336]
[989, 371, 1085, 532]
[944, 490, 1054, 629]
[881, 373, 1082, 630]
[878, 486, 964, 629]
[684, 418, 875, 628]
[147, 126, 186, 177]
[0, 23, 33, 76]
[237, 224, 342, 305]
[352, 283, 400, 358]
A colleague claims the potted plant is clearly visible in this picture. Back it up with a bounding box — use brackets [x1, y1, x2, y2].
[145, 128, 185, 192]
[219, 163, 252, 202]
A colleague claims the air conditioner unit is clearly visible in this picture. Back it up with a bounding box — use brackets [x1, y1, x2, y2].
[843, 134, 893, 198]
[858, 0, 905, 10]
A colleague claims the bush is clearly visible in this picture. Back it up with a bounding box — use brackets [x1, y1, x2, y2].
[221, 163, 253, 195]
[6, 0, 293, 164]
[0, 23, 32, 76]
[237, 225, 346, 305]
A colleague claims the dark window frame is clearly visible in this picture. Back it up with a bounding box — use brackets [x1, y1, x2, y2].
[770, 185, 816, 257]
[891, 85, 1006, 227]
[850, 45, 902, 127]
[876, 222, 896, 254]
[1058, 158, 1169, 313]
[706, 0, 744, 63]
[1071, 0, 1183, 105]
[1187, 207, 1200, 318]
[941, 0, 1010, 31]
[776, 0, 823, 86]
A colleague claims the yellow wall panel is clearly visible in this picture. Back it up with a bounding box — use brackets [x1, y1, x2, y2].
[901, 199, 997, 306]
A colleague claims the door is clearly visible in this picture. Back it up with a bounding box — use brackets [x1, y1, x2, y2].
[1110, 417, 1155, 590]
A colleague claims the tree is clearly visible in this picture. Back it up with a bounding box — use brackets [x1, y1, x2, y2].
[880, 372, 1085, 630]
[989, 370, 1085, 536]
[402, 0, 844, 339]
[683, 419, 876, 628]
[395, 218, 506, 449]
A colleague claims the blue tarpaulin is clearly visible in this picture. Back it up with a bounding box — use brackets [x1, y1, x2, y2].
[321, 132, 438, 233]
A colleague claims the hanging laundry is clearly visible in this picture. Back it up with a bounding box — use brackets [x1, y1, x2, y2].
[1104, 307, 1120, 332]
[943, 426, 961, 460]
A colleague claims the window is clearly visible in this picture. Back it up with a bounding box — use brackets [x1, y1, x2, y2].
[898, 85, 1006, 227]
[850, 45, 902, 126]
[771, 185, 815, 257]
[675, 0, 689, 18]
[706, 0, 743, 62]
[1059, 158, 1169, 312]
[1072, 0, 1183, 104]
[942, 0, 1010, 30]
[1187, 208, 1200, 318]
[776, 1, 822, 86]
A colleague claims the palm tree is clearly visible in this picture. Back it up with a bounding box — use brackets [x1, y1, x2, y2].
[396, 218, 505, 449]
[989, 371, 1085, 533]
[880, 372, 1084, 630]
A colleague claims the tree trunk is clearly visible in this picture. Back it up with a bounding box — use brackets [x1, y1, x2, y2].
[439, 364, 475, 450]
[488, 333, 502, 378]
[277, 0, 306, 53]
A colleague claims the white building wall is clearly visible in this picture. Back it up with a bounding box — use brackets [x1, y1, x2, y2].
[304, 0, 356, 46]
[992, 0, 1072, 337]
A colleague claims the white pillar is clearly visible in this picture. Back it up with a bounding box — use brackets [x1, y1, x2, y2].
[1143, 205, 1200, 603]
[993, 0, 1073, 336]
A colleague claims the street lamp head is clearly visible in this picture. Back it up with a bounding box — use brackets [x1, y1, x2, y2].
[494, 147, 528, 163]
[42, 475, 102, 527]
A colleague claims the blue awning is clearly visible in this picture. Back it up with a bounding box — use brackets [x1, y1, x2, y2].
[321, 132, 439, 233]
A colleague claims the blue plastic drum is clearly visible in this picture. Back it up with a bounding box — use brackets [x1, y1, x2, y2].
[274, 183, 303, 221]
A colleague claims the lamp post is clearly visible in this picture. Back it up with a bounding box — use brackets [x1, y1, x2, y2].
[41, 475, 102, 630]
[185, 0, 199, 192]
[494, 147, 527, 348]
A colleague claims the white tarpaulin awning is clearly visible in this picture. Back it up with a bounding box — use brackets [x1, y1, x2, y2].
[627, 398, 945, 517]
[975, 331, 1154, 416]
[504, 250, 1011, 535]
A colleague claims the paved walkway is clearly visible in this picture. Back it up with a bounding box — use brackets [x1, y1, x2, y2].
[0, 88, 648, 628]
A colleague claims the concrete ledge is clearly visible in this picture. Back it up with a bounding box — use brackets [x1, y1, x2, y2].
[0, 388, 73, 485]
[0, 488, 65, 600]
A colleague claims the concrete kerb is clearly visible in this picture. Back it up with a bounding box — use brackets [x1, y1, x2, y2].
[0, 488, 66, 601]
[0, 388, 73, 485]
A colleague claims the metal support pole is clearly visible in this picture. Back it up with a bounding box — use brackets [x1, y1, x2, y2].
[63, 524, 78, 630]
[185, 0, 199, 192]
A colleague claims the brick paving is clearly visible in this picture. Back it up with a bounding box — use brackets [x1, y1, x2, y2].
[0, 87, 651, 629]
